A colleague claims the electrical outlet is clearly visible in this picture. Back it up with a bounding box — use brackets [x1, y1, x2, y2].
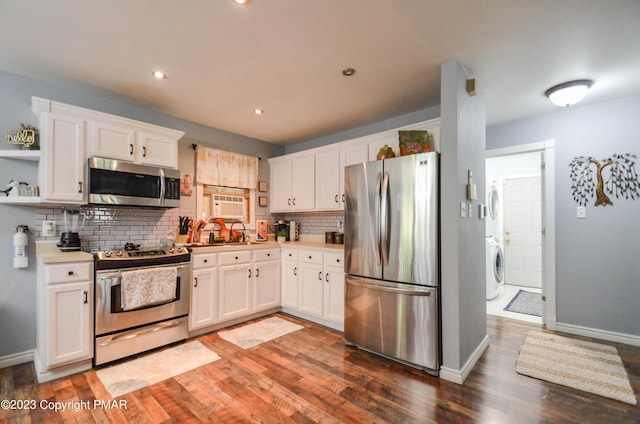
[460, 202, 467, 218]
[468, 202, 473, 218]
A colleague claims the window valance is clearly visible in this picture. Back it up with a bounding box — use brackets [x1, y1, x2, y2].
[196, 145, 258, 189]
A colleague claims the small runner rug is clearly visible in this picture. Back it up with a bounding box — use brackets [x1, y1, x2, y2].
[218, 316, 303, 349]
[504, 289, 542, 317]
[97, 341, 220, 398]
[516, 331, 636, 405]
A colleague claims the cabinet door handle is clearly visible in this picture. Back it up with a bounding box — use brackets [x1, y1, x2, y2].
[129, 143, 134, 155]
[68, 271, 75, 276]
[318, 271, 322, 281]
[294, 267, 297, 276]
[256, 268, 260, 278]
[83, 291, 88, 304]
[142, 146, 147, 157]
[77, 181, 83, 193]
[335, 194, 339, 203]
[203, 259, 208, 263]
[288, 198, 291, 206]
[267, 253, 271, 257]
[342, 194, 345, 203]
[326, 273, 329, 282]
[248, 269, 252, 278]
[292, 198, 296, 206]
[194, 277, 198, 288]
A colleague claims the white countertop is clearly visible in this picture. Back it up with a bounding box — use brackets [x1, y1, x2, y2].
[36, 240, 94, 264]
[189, 237, 344, 254]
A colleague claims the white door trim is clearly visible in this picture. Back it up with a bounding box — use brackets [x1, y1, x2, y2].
[486, 140, 556, 330]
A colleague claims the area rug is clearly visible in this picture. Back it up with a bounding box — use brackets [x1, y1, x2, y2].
[218, 316, 303, 349]
[96, 341, 220, 398]
[504, 289, 542, 316]
[516, 331, 636, 405]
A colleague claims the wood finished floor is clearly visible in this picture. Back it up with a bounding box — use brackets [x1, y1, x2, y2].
[1, 313, 638, 423]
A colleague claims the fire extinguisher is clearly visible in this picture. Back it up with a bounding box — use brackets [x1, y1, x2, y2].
[14, 225, 30, 269]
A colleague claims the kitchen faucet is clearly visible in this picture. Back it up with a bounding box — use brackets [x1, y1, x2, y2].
[229, 221, 246, 243]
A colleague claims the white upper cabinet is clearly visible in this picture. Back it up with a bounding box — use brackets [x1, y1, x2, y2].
[269, 154, 315, 212]
[37, 111, 87, 204]
[91, 120, 180, 169]
[270, 118, 439, 214]
[315, 144, 368, 211]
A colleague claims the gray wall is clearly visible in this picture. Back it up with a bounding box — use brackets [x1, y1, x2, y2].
[487, 96, 640, 337]
[0, 71, 283, 358]
[440, 62, 487, 372]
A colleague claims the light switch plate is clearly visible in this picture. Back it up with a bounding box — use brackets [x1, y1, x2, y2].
[468, 202, 473, 218]
[577, 206, 586, 219]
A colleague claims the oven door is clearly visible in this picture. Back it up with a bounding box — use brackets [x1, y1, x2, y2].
[95, 262, 190, 336]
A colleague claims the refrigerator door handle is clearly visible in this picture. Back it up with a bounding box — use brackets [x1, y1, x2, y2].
[374, 171, 382, 266]
[380, 171, 390, 266]
[347, 278, 432, 296]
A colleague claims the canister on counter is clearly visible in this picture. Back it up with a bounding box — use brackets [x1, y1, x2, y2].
[325, 231, 336, 244]
[256, 220, 268, 242]
[334, 232, 344, 244]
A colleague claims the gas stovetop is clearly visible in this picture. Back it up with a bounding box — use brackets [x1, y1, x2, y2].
[94, 247, 190, 270]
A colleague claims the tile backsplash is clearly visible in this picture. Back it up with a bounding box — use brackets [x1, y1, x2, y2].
[34, 206, 344, 252]
[34, 206, 192, 252]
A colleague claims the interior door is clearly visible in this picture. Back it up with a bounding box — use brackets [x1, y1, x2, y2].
[504, 176, 542, 287]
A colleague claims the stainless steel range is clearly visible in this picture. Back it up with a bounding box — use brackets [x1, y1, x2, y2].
[94, 247, 191, 365]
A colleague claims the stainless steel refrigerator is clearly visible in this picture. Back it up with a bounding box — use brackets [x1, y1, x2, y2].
[344, 151, 440, 374]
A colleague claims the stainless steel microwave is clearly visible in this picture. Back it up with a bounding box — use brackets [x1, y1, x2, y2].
[88, 157, 180, 208]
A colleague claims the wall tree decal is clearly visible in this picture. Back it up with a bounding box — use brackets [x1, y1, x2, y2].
[569, 153, 640, 206]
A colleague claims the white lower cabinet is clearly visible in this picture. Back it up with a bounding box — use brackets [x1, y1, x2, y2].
[283, 247, 345, 329]
[254, 249, 281, 312]
[281, 248, 299, 309]
[299, 250, 324, 317]
[190, 253, 219, 331]
[219, 251, 252, 322]
[35, 259, 93, 382]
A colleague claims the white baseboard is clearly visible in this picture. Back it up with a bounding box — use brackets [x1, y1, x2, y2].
[0, 350, 33, 369]
[555, 322, 640, 347]
[440, 335, 489, 384]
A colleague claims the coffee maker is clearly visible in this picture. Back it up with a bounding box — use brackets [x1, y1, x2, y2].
[274, 220, 290, 241]
[57, 209, 86, 251]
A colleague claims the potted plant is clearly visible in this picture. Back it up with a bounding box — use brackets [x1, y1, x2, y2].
[276, 230, 287, 243]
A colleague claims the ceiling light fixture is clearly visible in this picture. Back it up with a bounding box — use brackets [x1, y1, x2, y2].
[544, 79, 593, 107]
[152, 70, 167, 79]
[232, 0, 252, 5]
[342, 68, 356, 77]
[254, 108, 264, 115]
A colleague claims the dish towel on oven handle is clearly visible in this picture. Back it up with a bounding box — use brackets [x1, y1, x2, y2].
[120, 267, 178, 311]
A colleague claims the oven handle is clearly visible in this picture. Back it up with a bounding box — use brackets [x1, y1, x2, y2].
[98, 264, 190, 280]
[98, 318, 186, 347]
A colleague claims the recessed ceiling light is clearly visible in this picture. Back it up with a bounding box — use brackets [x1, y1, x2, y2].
[152, 70, 167, 79]
[342, 68, 356, 77]
[254, 108, 264, 115]
[232, 0, 251, 5]
[545, 79, 594, 107]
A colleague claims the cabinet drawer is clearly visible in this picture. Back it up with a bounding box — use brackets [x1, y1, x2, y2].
[254, 249, 280, 262]
[219, 251, 252, 266]
[324, 252, 344, 269]
[299, 249, 323, 265]
[193, 253, 217, 269]
[281, 248, 298, 261]
[45, 262, 92, 283]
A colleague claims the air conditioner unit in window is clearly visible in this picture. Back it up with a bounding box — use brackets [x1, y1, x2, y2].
[212, 194, 246, 220]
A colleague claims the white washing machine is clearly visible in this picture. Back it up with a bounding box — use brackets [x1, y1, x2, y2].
[486, 236, 505, 300]
[485, 178, 500, 237]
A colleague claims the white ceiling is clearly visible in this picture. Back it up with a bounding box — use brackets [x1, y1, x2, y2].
[1, 0, 639, 145]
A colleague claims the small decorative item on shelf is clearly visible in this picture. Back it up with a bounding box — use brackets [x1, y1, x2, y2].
[376, 145, 396, 160]
[398, 130, 430, 156]
[5, 123, 39, 150]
